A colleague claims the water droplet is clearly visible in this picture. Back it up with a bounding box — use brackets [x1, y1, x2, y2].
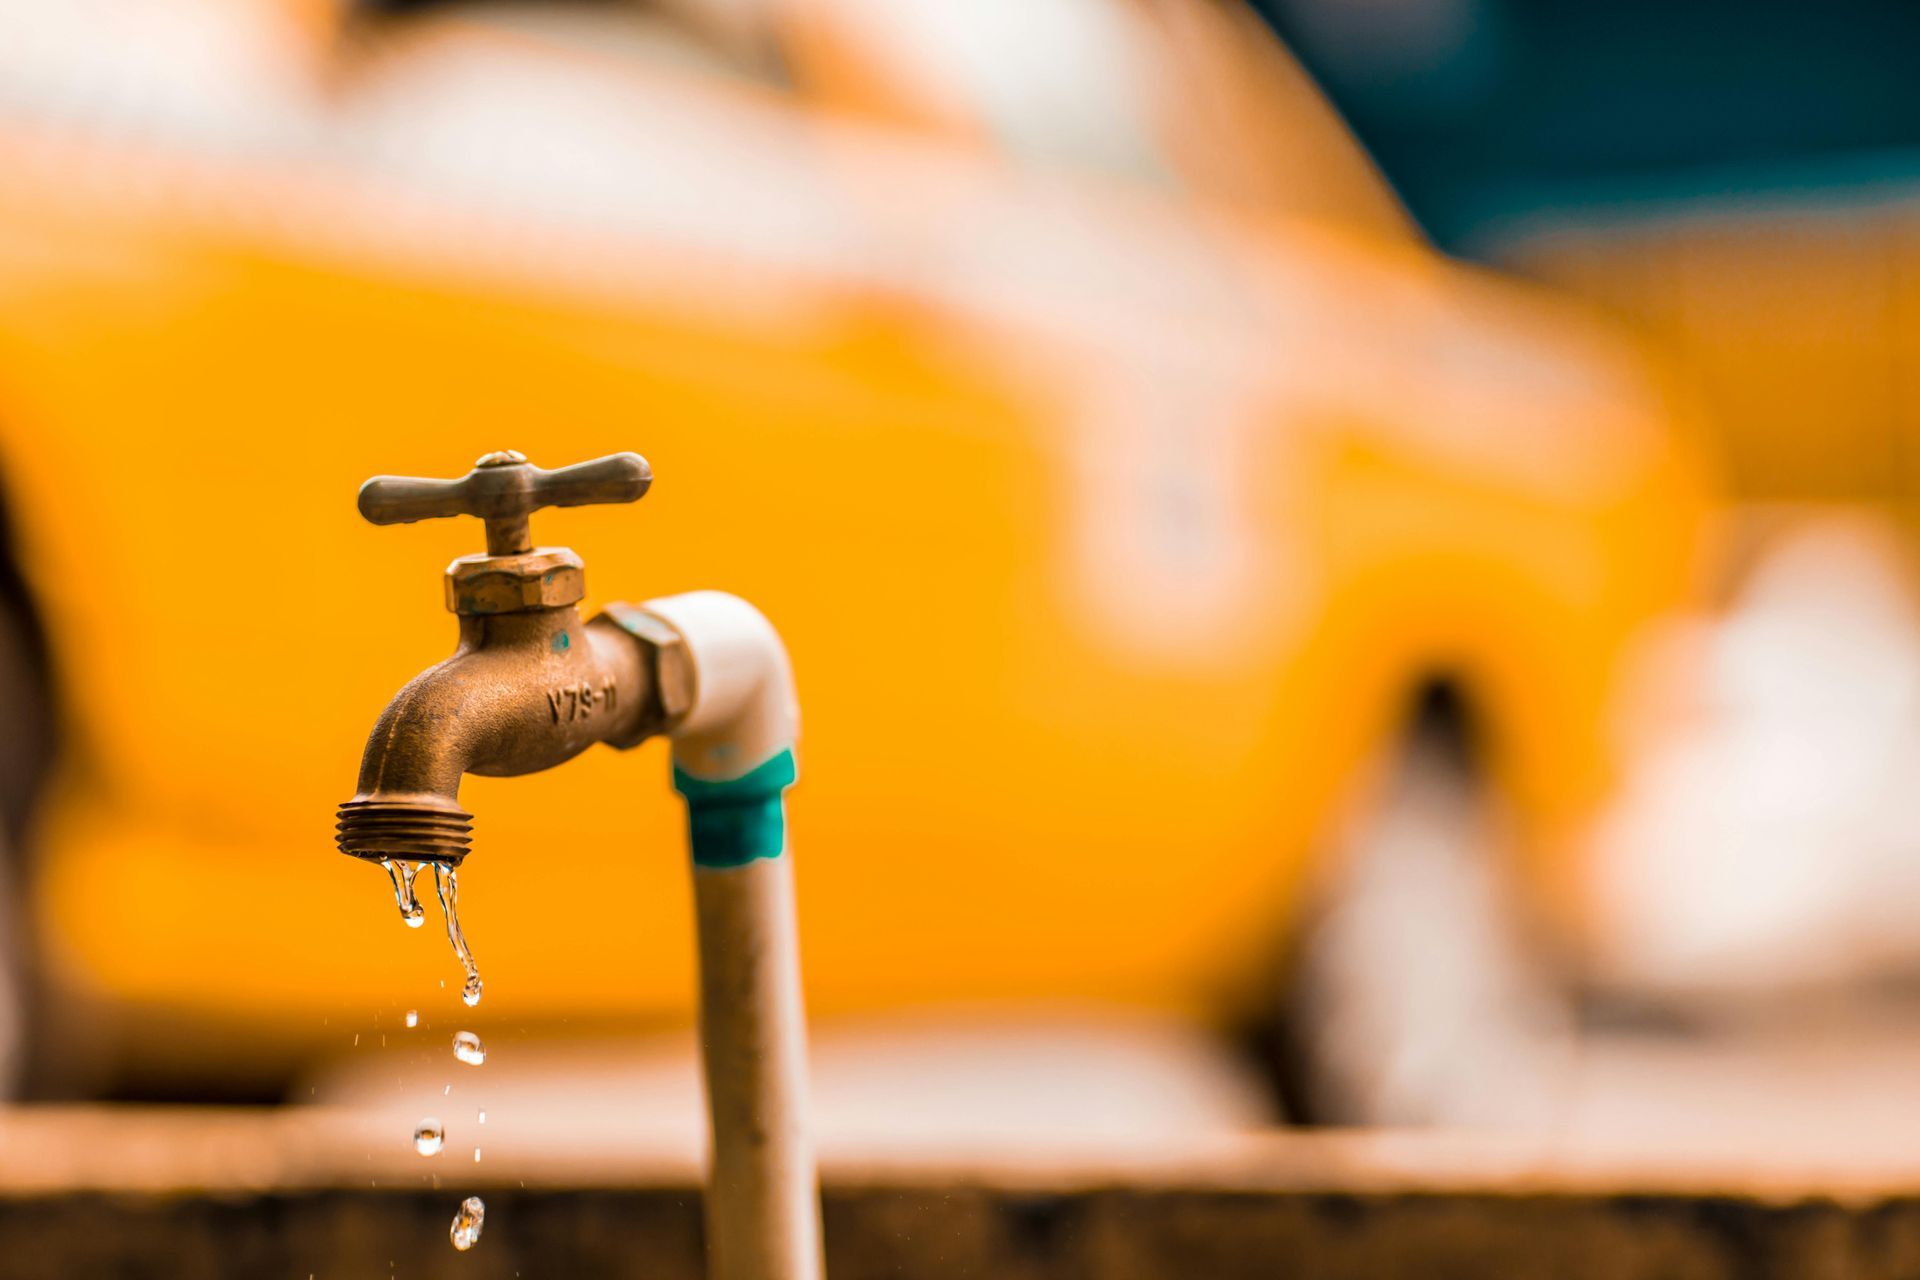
[431, 864, 484, 1007]
[449, 1195, 485, 1251]
[477, 1109, 486, 1125]
[380, 859, 426, 929]
[404, 1010, 419, 1029]
[414, 1119, 444, 1156]
[473, 1147, 482, 1163]
[452, 1031, 486, 1067]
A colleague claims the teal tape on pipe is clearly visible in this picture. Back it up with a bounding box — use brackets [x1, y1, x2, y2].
[672, 748, 798, 868]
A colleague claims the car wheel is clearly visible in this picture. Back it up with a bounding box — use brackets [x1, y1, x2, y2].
[1272, 688, 1574, 1127]
[0, 478, 56, 1097]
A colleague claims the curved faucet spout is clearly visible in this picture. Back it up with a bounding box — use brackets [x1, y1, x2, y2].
[336, 607, 657, 864]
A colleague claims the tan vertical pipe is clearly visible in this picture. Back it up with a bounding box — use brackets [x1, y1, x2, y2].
[692, 851, 822, 1280]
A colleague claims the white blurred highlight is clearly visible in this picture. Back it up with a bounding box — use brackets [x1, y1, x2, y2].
[1588, 513, 1920, 1001]
[306, 1010, 1275, 1163]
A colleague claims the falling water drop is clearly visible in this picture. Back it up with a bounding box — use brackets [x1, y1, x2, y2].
[452, 1031, 486, 1067]
[404, 1010, 419, 1029]
[477, 1109, 486, 1125]
[449, 1196, 485, 1251]
[432, 864, 484, 1006]
[473, 1147, 482, 1163]
[414, 1119, 444, 1156]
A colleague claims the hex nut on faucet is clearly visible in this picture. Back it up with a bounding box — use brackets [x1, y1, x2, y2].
[444, 548, 586, 615]
[603, 603, 696, 747]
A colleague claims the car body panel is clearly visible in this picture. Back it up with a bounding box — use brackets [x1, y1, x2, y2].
[0, 1, 1707, 1066]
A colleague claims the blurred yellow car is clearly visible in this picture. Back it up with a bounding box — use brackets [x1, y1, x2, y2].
[0, 0, 1708, 1103]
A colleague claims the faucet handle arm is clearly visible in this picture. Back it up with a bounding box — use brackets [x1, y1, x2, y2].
[355, 474, 478, 525]
[529, 453, 654, 511]
[358, 450, 652, 555]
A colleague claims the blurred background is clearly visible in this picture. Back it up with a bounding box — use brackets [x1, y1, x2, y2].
[1, 0, 1919, 1184]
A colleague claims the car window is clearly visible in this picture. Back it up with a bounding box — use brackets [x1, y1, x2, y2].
[784, 0, 1410, 236]
[1131, 0, 1416, 238]
[788, 0, 1179, 186]
[356, 0, 791, 89]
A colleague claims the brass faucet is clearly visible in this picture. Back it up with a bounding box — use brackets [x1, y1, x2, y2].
[337, 449, 820, 1280]
[335, 449, 686, 863]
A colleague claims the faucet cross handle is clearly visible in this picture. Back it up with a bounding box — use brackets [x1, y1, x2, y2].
[358, 450, 652, 555]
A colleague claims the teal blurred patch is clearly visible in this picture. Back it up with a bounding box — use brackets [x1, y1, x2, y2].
[672, 748, 797, 868]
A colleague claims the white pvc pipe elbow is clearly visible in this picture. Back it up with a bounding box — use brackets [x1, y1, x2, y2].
[638, 590, 798, 783]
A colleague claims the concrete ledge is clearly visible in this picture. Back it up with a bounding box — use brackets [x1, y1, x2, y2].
[8, 1108, 1920, 1278]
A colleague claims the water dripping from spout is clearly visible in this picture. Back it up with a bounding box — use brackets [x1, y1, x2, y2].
[431, 863, 484, 1007]
[380, 859, 426, 929]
